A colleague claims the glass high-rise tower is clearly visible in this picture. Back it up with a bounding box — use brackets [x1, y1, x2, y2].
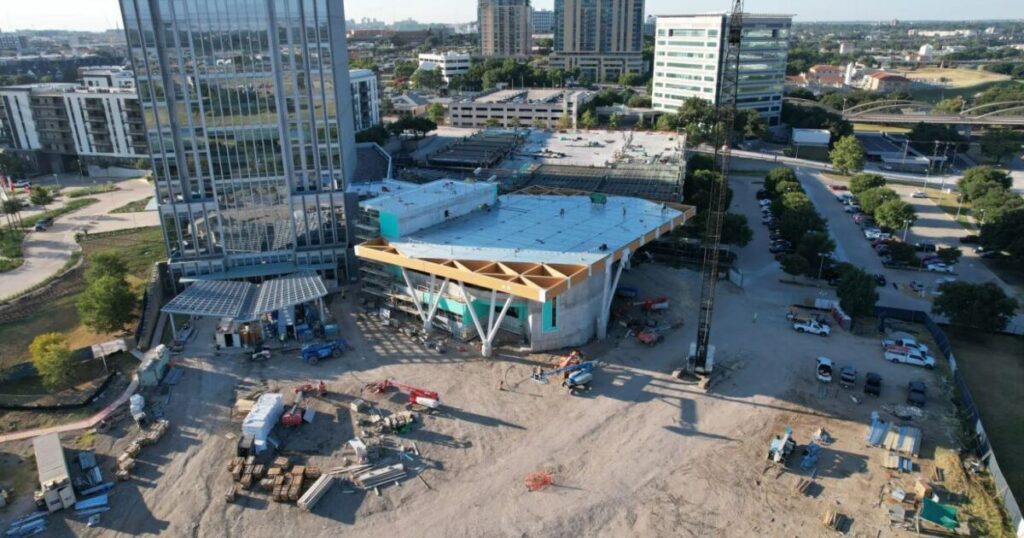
[119, 0, 359, 285]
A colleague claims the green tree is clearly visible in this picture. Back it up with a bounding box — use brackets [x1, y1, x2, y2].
[410, 68, 443, 90]
[936, 246, 962, 265]
[626, 95, 652, 108]
[778, 206, 826, 245]
[958, 166, 1013, 202]
[779, 253, 810, 276]
[30, 332, 76, 389]
[655, 113, 677, 131]
[392, 60, 417, 80]
[29, 186, 54, 208]
[608, 113, 621, 129]
[580, 109, 598, 129]
[887, 242, 919, 266]
[0, 151, 25, 180]
[932, 281, 1019, 331]
[720, 213, 753, 246]
[426, 102, 445, 124]
[981, 209, 1024, 260]
[836, 266, 879, 318]
[2, 198, 23, 230]
[509, 117, 522, 128]
[858, 187, 899, 215]
[829, 135, 865, 175]
[934, 96, 965, 113]
[77, 275, 138, 333]
[483, 117, 500, 128]
[532, 118, 547, 130]
[848, 172, 886, 195]
[979, 129, 1022, 165]
[556, 114, 573, 130]
[764, 167, 798, 194]
[796, 231, 836, 277]
[734, 109, 767, 140]
[972, 188, 1024, 224]
[676, 97, 717, 145]
[618, 72, 644, 86]
[874, 199, 917, 230]
[86, 252, 129, 283]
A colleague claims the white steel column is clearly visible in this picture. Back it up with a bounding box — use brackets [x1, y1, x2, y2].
[424, 277, 450, 331]
[457, 281, 487, 353]
[400, 267, 427, 324]
[598, 249, 630, 340]
[483, 296, 514, 357]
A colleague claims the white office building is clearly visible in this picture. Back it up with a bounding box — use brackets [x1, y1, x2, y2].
[350, 69, 381, 132]
[652, 14, 791, 125]
[417, 52, 472, 83]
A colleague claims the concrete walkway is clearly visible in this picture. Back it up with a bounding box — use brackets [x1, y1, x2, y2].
[0, 377, 138, 444]
[0, 178, 158, 299]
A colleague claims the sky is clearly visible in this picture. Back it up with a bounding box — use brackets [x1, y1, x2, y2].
[2, 0, 1022, 32]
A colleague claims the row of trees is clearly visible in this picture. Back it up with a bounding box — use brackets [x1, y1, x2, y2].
[762, 168, 835, 278]
[684, 154, 753, 247]
[967, 166, 1024, 262]
[848, 173, 919, 232]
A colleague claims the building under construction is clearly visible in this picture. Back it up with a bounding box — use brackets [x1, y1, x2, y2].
[353, 179, 694, 356]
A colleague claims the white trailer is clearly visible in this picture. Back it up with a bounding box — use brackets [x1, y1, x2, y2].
[32, 433, 76, 512]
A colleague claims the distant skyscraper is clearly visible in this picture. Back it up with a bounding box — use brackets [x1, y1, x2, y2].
[652, 14, 792, 126]
[532, 9, 554, 34]
[551, 0, 645, 82]
[119, 0, 360, 285]
[478, 0, 533, 58]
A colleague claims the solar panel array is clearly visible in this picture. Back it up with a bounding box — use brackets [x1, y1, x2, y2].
[162, 279, 253, 318]
[251, 272, 328, 316]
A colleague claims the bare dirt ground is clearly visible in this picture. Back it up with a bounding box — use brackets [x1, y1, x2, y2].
[0, 262, 963, 537]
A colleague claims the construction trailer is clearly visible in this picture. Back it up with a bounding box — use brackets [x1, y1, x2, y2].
[354, 179, 695, 356]
[33, 433, 76, 512]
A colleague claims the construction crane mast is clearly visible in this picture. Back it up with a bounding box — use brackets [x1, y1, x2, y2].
[685, 0, 744, 383]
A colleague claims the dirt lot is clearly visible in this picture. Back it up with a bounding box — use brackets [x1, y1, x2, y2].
[900, 68, 1010, 88]
[0, 260, 977, 537]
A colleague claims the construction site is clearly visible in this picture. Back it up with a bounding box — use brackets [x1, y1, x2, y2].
[0, 2, 1010, 536]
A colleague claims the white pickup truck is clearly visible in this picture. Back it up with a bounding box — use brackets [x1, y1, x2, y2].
[881, 337, 929, 354]
[793, 320, 831, 336]
[883, 349, 936, 369]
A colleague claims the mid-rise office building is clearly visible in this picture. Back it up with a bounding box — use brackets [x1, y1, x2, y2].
[350, 69, 381, 132]
[79, 66, 135, 89]
[551, 0, 645, 82]
[119, 0, 360, 285]
[532, 9, 554, 34]
[478, 0, 532, 58]
[448, 88, 593, 129]
[652, 14, 791, 125]
[417, 52, 472, 83]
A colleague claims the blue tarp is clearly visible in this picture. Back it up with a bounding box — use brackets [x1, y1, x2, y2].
[867, 411, 888, 446]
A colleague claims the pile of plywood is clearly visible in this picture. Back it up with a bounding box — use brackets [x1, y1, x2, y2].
[115, 420, 170, 481]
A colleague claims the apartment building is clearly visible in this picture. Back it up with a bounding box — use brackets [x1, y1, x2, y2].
[532, 9, 554, 34]
[447, 88, 593, 129]
[350, 69, 381, 132]
[0, 76, 147, 169]
[652, 14, 791, 125]
[478, 0, 532, 58]
[551, 0, 645, 82]
[417, 52, 472, 83]
[119, 0, 360, 285]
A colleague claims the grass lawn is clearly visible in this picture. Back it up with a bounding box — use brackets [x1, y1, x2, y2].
[901, 67, 1010, 88]
[0, 231, 25, 273]
[912, 79, 1024, 104]
[923, 187, 977, 230]
[852, 123, 911, 134]
[0, 227, 165, 369]
[22, 197, 99, 227]
[110, 196, 153, 214]
[62, 183, 119, 198]
[946, 327, 1024, 516]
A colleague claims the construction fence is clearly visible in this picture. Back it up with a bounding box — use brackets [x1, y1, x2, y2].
[875, 306, 1023, 533]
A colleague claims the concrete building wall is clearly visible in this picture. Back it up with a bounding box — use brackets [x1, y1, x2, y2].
[552, 0, 645, 81]
[525, 268, 606, 351]
[479, 0, 532, 58]
[350, 69, 381, 132]
[417, 52, 472, 82]
[0, 89, 39, 150]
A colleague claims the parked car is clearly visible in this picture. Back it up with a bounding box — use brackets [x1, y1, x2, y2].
[864, 228, 883, 240]
[793, 320, 831, 336]
[829, 184, 849, 192]
[874, 244, 891, 254]
[769, 231, 784, 241]
[909, 281, 926, 293]
[884, 349, 936, 369]
[864, 372, 882, 396]
[907, 381, 927, 406]
[879, 254, 893, 265]
[844, 204, 862, 214]
[756, 189, 769, 200]
[914, 242, 937, 253]
[761, 214, 774, 225]
[816, 357, 834, 383]
[926, 262, 955, 274]
[839, 366, 857, 388]
[882, 336, 930, 354]
[12, 180, 30, 188]
[959, 234, 980, 244]
[875, 274, 887, 286]
[911, 190, 927, 198]
[33, 222, 48, 232]
[759, 198, 772, 207]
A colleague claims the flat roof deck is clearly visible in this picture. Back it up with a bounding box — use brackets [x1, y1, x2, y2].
[356, 193, 694, 302]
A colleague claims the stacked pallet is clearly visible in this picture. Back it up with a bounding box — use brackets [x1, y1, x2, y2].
[297, 475, 334, 511]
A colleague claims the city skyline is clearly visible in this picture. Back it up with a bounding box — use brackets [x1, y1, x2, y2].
[2, 0, 1022, 32]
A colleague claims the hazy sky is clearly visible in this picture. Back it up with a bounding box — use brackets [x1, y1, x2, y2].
[2, 0, 1022, 32]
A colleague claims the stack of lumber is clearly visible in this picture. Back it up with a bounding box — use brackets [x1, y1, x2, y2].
[297, 475, 335, 511]
[353, 463, 406, 490]
[822, 510, 847, 531]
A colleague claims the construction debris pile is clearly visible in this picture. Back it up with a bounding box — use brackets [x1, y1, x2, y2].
[116, 419, 170, 481]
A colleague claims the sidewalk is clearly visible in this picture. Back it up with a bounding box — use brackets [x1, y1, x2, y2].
[0, 178, 158, 299]
[0, 378, 138, 444]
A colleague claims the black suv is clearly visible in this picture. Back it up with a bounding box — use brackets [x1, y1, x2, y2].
[864, 372, 882, 396]
[907, 381, 927, 407]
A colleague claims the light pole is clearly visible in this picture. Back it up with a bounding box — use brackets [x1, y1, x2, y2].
[955, 193, 964, 220]
[817, 253, 828, 281]
[902, 219, 910, 242]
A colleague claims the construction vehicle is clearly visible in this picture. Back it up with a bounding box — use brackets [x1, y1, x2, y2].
[768, 427, 796, 464]
[679, 0, 745, 389]
[531, 361, 596, 394]
[250, 345, 271, 362]
[370, 379, 441, 410]
[281, 381, 327, 427]
[300, 338, 347, 365]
